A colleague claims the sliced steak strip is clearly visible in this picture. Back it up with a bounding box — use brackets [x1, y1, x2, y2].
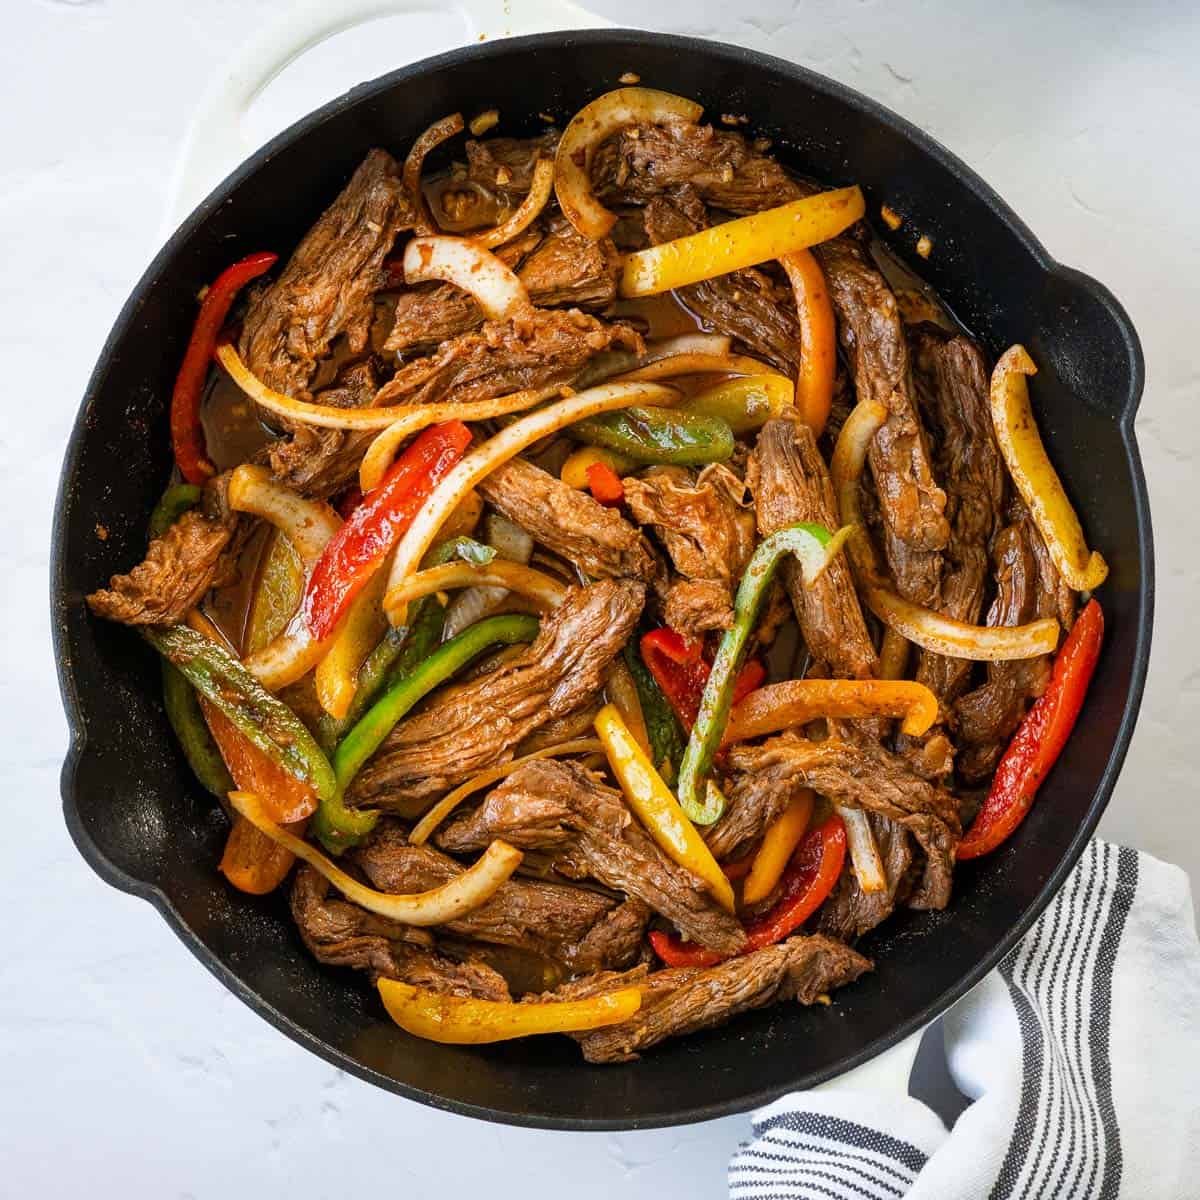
[642, 187, 801, 375]
[540, 934, 871, 1063]
[290, 866, 509, 1000]
[477, 456, 661, 586]
[350, 580, 644, 806]
[438, 758, 745, 956]
[239, 150, 413, 400]
[815, 812, 914, 941]
[466, 132, 560, 199]
[356, 824, 648, 974]
[747, 417, 879, 679]
[517, 215, 622, 309]
[910, 329, 1005, 706]
[624, 463, 755, 636]
[727, 731, 958, 909]
[87, 482, 238, 627]
[374, 308, 643, 408]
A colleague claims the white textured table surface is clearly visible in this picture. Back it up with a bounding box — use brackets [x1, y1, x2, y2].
[5, 0, 1198, 1193]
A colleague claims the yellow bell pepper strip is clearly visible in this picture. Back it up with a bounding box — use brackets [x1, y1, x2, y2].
[560, 446, 636, 489]
[377, 978, 643, 1044]
[143, 624, 336, 803]
[619, 187, 865, 298]
[679, 374, 793, 435]
[742, 789, 814, 906]
[779, 249, 836, 435]
[990, 345, 1109, 592]
[676, 522, 853, 824]
[229, 792, 522, 925]
[594, 703, 736, 914]
[723, 678, 939, 744]
[312, 613, 541, 854]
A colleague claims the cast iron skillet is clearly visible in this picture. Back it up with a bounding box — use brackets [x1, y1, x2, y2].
[52, 30, 1153, 1129]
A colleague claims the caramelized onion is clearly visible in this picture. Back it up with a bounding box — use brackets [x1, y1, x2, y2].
[403, 235, 530, 321]
[473, 158, 554, 249]
[405, 113, 465, 235]
[383, 560, 568, 625]
[838, 806, 887, 894]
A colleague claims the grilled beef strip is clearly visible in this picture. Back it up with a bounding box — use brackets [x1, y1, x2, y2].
[356, 823, 649, 974]
[623, 463, 755, 636]
[87, 478, 239, 626]
[373, 308, 643, 408]
[726, 731, 959, 909]
[477, 456, 662, 586]
[349, 580, 645, 806]
[437, 758, 746, 956]
[642, 187, 801, 375]
[537, 934, 871, 1063]
[290, 866, 510, 1000]
[239, 149, 414, 400]
[465, 132, 560, 199]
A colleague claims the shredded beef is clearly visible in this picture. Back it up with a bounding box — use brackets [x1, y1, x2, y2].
[374, 308, 643, 408]
[540, 934, 870, 1062]
[350, 580, 644, 806]
[239, 150, 413, 400]
[290, 866, 509, 1000]
[466, 133, 560, 198]
[624, 463, 755, 636]
[438, 758, 746, 956]
[477, 456, 662, 586]
[517, 215, 622, 308]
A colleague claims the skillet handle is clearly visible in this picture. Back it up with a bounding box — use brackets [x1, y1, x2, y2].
[163, 0, 613, 235]
[815, 1026, 924, 1096]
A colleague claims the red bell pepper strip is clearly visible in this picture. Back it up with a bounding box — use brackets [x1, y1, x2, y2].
[586, 461, 625, 506]
[303, 421, 471, 640]
[640, 628, 764, 732]
[958, 598, 1104, 860]
[649, 813, 847, 968]
[170, 251, 278, 484]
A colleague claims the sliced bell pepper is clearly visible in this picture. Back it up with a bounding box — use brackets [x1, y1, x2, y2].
[560, 446, 636, 490]
[680, 374, 793, 435]
[219, 814, 302, 895]
[779, 249, 836, 435]
[622, 638, 685, 780]
[742, 789, 814, 906]
[335, 486, 364, 519]
[244, 529, 305, 656]
[170, 251, 278, 484]
[676, 522, 851, 824]
[958, 598, 1104, 860]
[302, 420, 471, 641]
[570, 407, 734, 467]
[148, 483, 204, 539]
[586, 461, 625, 506]
[161, 659, 233, 801]
[649, 813, 847, 968]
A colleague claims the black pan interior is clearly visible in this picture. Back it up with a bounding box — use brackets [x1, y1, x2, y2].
[52, 30, 1152, 1129]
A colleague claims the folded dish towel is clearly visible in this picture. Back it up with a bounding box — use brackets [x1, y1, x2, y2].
[729, 840, 1200, 1199]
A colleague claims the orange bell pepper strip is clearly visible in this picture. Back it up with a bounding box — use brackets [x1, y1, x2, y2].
[219, 815, 302, 895]
[170, 251, 278, 484]
[958, 598, 1104, 859]
[585, 460, 625, 506]
[779, 249, 836, 435]
[742, 789, 814, 906]
[649, 813, 846, 968]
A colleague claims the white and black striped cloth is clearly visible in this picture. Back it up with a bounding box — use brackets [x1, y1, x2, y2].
[730, 841, 1200, 1199]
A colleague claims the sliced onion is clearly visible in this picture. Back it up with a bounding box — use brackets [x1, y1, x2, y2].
[639, 333, 732, 363]
[226, 466, 342, 690]
[384, 560, 568, 624]
[838, 806, 886, 894]
[216, 344, 401, 430]
[617, 352, 786, 382]
[229, 791, 521, 924]
[403, 236, 529, 321]
[555, 86, 704, 238]
[832, 400, 1061, 662]
[409, 739, 603, 846]
[442, 513, 537, 640]
[383, 381, 679, 608]
[405, 113, 465, 235]
[358, 385, 561, 493]
[473, 158, 554, 249]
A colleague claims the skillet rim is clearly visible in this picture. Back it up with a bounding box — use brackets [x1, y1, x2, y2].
[51, 27, 1154, 1129]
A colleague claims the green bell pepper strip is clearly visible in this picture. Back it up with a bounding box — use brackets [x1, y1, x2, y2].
[570, 406, 735, 466]
[161, 659, 234, 801]
[622, 639, 685, 783]
[311, 613, 541, 853]
[143, 624, 336, 802]
[148, 483, 203, 539]
[676, 522, 853, 824]
[312, 537, 493, 753]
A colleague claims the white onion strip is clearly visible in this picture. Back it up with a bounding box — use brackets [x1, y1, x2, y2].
[832, 400, 1061, 662]
[473, 158, 554, 249]
[617, 352, 786, 382]
[403, 236, 529, 321]
[409, 740, 603, 846]
[554, 86, 704, 239]
[405, 113, 465, 235]
[229, 791, 522, 925]
[383, 381, 679, 609]
[358, 386, 561, 493]
[383, 560, 569, 624]
[837, 805, 887, 894]
[639, 333, 732, 363]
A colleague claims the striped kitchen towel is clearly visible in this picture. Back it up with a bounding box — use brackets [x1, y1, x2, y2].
[729, 841, 1200, 1199]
